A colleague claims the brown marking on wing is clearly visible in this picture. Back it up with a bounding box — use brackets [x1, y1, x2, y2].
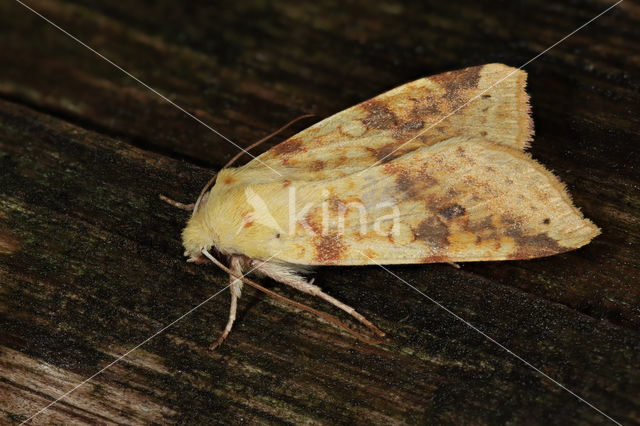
[335, 155, 348, 166]
[353, 230, 366, 241]
[466, 216, 494, 235]
[484, 238, 503, 250]
[363, 248, 378, 259]
[392, 120, 425, 139]
[366, 142, 412, 164]
[396, 170, 418, 199]
[466, 216, 500, 244]
[361, 100, 398, 130]
[395, 170, 437, 200]
[415, 217, 449, 248]
[431, 65, 482, 108]
[283, 180, 292, 187]
[314, 234, 346, 264]
[342, 195, 364, 206]
[503, 216, 565, 259]
[223, 176, 235, 185]
[439, 204, 466, 220]
[304, 210, 323, 235]
[501, 214, 518, 226]
[412, 100, 440, 118]
[311, 160, 326, 171]
[455, 146, 475, 164]
[326, 196, 345, 214]
[507, 232, 565, 259]
[272, 138, 306, 156]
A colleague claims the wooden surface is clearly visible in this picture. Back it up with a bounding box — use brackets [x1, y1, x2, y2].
[1, 0, 639, 424]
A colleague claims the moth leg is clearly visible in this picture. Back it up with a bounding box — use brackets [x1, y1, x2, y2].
[447, 262, 461, 269]
[158, 194, 195, 211]
[210, 256, 244, 350]
[251, 260, 384, 337]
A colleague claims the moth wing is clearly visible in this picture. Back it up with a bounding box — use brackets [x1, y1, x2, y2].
[238, 63, 533, 184]
[198, 64, 594, 264]
[244, 137, 599, 265]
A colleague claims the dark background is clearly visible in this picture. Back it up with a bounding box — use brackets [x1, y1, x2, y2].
[1, 0, 638, 424]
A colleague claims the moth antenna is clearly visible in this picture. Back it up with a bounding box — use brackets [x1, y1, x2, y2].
[222, 114, 314, 169]
[158, 194, 195, 211]
[192, 173, 218, 216]
[202, 249, 384, 345]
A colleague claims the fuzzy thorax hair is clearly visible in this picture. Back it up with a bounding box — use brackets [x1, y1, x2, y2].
[182, 203, 220, 259]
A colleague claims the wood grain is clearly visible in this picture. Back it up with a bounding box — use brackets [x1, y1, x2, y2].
[1, 0, 639, 424]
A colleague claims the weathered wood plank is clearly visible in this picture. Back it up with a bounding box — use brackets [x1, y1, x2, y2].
[1, 99, 638, 423]
[1, 0, 638, 333]
[1, 0, 639, 424]
[2, 1, 638, 164]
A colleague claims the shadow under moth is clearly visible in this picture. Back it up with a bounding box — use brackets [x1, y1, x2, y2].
[163, 63, 600, 349]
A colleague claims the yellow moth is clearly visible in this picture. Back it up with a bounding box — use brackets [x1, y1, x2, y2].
[164, 63, 600, 349]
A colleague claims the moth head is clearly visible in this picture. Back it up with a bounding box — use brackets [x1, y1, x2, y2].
[181, 207, 220, 262]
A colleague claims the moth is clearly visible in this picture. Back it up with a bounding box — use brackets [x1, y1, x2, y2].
[163, 63, 600, 349]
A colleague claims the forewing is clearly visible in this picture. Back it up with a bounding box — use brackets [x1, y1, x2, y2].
[263, 137, 599, 265]
[238, 63, 533, 184]
[206, 64, 595, 265]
